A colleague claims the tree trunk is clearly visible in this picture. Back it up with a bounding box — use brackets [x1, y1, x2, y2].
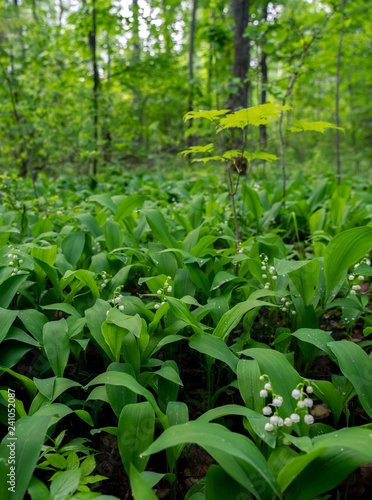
[259, 1, 268, 148]
[229, 0, 250, 111]
[89, 0, 99, 175]
[187, 0, 198, 148]
[335, 0, 345, 184]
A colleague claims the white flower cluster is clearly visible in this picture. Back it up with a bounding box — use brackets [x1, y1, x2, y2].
[259, 254, 278, 288]
[348, 258, 371, 295]
[280, 297, 296, 316]
[260, 375, 315, 432]
[154, 276, 172, 309]
[99, 271, 109, 289]
[111, 294, 124, 311]
[8, 253, 23, 276]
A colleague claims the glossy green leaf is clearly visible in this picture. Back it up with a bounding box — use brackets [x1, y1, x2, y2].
[61, 232, 85, 266]
[143, 209, 178, 248]
[114, 195, 147, 221]
[43, 319, 70, 378]
[141, 421, 280, 498]
[49, 469, 82, 500]
[84, 371, 168, 429]
[0, 307, 18, 343]
[213, 298, 274, 340]
[129, 463, 158, 500]
[104, 220, 123, 252]
[118, 402, 155, 473]
[324, 227, 372, 302]
[328, 341, 372, 418]
[0, 416, 52, 500]
[189, 333, 238, 373]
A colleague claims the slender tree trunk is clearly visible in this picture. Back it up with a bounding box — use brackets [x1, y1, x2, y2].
[89, 0, 99, 175]
[0, 57, 37, 196]
[229, 0, 250, 111]
[279, 10, 333, 201]
[259, 1, 268, 147]
[59, 0, 64, 27]
[335, 0, 345, 184]
[103, 32, 112, 164]
[187, 0, 198, 148]
[132, 0, 140, 60]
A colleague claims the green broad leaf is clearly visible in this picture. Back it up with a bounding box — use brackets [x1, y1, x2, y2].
[106, 309, 142, 338]
[287, 259, 320, 307]
[210, 271, 245, 291]
[167, 297, 205, 334]
[32, 403, 73, 427]
[197, 404, 276, 449]
[41, 303, 81, 319]
[80, 454, 96, 477]
[103, 265, 132, 298]
[87, 194, 117, 213]
[244, 186, 264, 224]
[62, 232, 85, 267]
[291, 329, 335, 361]
[27, 476, 50, 500]
[217, 103, 292, 131]
[155, 364, 183, 386]
[18, 309, 48, 343]
[141, 421, 280, 499]
[85, 300, 112, 359]
[76, 213, 103, 238]
[237, 359, 264, 414]
[183, 109, 229, 122]
[239, 348, 302, 422]
[49, 469, 82, 500]
[0, 273, 28, 308]
[189, 333, 238, 374]
[0, 307, 18, 343]
[140, 471, 174, 489]
[243, 151, 278, 163]
[104, 220, 123, 252]
[143, 209, 178, 248]
[0, 415, 52, 500]
[118, 402, 155, 473]
[205, 465, 250, 500]
[86, 385, 109, 404]
[5, 326, 40, 347]
[122, 333, 141, 375]
[62, 270, 99, 300]
[213, 298, 274, 340]
[44, 453, 67, 469]
[114, 194, 147, 221]
[191, 155, 224, 164]
[288, 120, 344, 134]
[328, 341, 372, 418]
[129, 464, 158, 500]
[324, 227, 372, 302]
[0, 389, 27, 418]
[310, 380, 344, 426]
[165, 402, 189, 470]
[30, 254, 62, 299]
[33, 377, 56, 400]
[106, 363, 137, 417]
[31, 245, 58, 268]
[0, 367, 37, 398]
[74, 410, 94, 427]
[43, 319, 70, 378]
[279, 428, 372, 500]
[101, 321, 126, 362]
[84, 371, 168, 429]
[180, 144, 214, 157]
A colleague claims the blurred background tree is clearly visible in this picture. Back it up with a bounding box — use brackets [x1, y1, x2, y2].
[0, 0, 370, 178]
